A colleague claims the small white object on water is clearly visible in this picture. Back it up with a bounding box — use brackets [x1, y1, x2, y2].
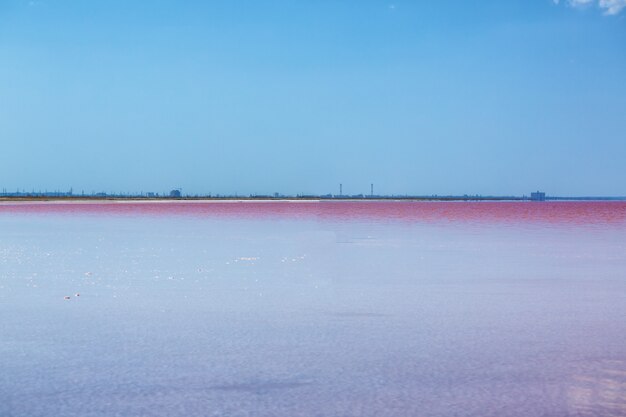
[75, 293, 80, 297]
[64, 296, 70, 300]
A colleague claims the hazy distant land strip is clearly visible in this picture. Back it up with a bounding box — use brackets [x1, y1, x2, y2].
[0, 192, 625, 202]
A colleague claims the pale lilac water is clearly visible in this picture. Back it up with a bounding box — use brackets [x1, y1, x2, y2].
[1, 201, 626, 417]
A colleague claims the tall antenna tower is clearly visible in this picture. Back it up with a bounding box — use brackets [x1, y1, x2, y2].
[339, 183, 343, 196]
[371, 183, 374, 197]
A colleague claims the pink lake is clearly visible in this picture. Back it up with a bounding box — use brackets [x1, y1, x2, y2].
[1, 201, 625, 417]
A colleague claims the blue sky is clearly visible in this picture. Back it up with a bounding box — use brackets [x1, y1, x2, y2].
[1, 0, 625, 196]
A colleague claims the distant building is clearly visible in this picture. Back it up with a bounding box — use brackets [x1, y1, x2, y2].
[530, 191, 546, 201]
[169, 189, 182, 198]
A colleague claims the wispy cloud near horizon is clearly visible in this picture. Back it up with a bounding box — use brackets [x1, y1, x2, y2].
[555, 0, 626, 15]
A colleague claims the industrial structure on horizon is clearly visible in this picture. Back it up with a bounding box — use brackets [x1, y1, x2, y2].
[2, 184, 626, 201]
[2, 187, 624, 201]
[530, 191, 546, 201]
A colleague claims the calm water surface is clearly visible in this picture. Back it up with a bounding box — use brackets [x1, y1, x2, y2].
[1, 201, 626, 417]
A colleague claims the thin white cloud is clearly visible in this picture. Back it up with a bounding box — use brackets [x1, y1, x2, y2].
[599, 0, 626, 14]
[558, 0, 626, 14]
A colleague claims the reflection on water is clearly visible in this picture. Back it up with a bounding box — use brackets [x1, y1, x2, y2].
[329, 311, 390, 318]
[210, 380, 313, 394]
[568, 360, 626, 417]
[1, 202, 625, 417]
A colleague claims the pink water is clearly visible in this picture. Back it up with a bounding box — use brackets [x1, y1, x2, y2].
[1, 200, 626, 225]
[1, 201, 625, 417]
